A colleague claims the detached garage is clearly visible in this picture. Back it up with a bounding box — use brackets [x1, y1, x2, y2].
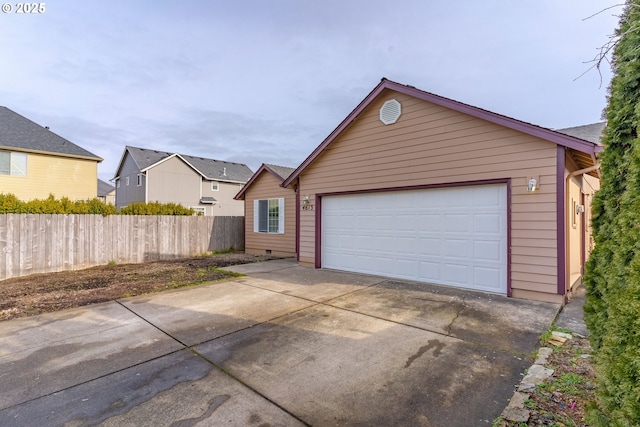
[275, 78, 602, 303]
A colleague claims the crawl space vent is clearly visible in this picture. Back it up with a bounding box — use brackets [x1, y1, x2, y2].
[379, 99, 401, 125]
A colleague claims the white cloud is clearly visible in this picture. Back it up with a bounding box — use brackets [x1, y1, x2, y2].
[0, 0, 621, 181]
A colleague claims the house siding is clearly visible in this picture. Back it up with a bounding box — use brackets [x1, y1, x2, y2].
[115, 154, 146, 208]
[147, 156, 201, 207]
[1, 152, 98, 200]
[297, 90, 560, 301]
[202, 180, 245, 216]
[244, 171, 296, 256]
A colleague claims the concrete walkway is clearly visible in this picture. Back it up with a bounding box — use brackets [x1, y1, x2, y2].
[0, 259, 561, 426]
[555, 285, 589, 337]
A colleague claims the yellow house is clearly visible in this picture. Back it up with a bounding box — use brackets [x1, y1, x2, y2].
[0, 107, 102, 200]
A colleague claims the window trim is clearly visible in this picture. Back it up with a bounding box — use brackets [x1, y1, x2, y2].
[137, 174, 142, 186]
[253, 198, 284, 234]
[211, 181, 219, 191]
[126, 176, 130, 186]
[0, 151, 27, 176]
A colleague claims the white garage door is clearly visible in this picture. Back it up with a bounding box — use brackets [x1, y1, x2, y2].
[322, 184, 508, 294]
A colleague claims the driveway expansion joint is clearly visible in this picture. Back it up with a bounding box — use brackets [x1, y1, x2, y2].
[115, 300, 190, 348]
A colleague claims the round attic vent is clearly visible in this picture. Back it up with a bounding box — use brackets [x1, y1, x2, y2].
[380, 99, 401, 125]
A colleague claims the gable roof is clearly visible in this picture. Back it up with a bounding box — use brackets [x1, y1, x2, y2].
[234, 163, 296, 200]
[556, 122, 606, 144]
[283, 78, 602, 187]
[114, 146, 253, 183]
[97, 179, 115, 196]
[0, 106, 102, 161]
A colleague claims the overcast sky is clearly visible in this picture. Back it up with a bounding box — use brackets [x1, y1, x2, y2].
[1, 1, 621, 182]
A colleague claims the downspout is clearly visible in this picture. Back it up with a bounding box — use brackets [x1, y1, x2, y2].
[565, 162, 600, 294]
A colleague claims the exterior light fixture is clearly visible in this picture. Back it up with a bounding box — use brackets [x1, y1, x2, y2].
[527, 178, 538, 192]
[302, 195, 309, 206]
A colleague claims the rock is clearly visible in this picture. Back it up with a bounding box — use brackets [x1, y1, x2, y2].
[501, 407, 530, 422]
[552, 331, 573, 340]
[519, 364, 554, 392]
[534, 347, 553, 365]
[506, 391, 530, 409]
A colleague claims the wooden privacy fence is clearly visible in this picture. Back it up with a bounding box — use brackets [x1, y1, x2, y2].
[0, 214, 245, 280]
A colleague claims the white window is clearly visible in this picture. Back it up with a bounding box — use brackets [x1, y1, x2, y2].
[253, 198, 284, 234]
[137, 174, 142, 186]
[0, 151, 27, 176]
[191, 206, 206, 216]
[126, 176, 130, 186]
[117, 180, 121, 188]
[211, 181, 219, 191]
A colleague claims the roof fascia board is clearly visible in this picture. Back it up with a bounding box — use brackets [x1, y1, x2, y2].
[172, 153, 209, 178]
[140, 152, 180, 173]
[283, 78, 599, 187]
[112, 146, 134, 180]
[283, 81, 387, 187]
[234, 164, 275, 200]
[0, 145, 103, 162]
[262, 164, 287, 181]
[385, 80, 599, 154]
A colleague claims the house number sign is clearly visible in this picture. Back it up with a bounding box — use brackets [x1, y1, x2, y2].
[302, 204, 314, 210]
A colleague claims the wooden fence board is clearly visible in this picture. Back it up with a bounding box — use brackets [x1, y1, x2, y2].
[0, 215, 244, 280]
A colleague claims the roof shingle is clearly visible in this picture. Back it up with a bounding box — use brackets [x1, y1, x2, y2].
[123, 146, 253, 182]
[0, 107, 102, 160]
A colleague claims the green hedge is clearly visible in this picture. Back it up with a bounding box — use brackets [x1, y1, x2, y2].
[0, 193, 196, 216]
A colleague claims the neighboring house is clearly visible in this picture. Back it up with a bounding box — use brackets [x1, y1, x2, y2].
[97, 179, 115, 204]
[235, 163, 296, 256]
[257, 78, 602, 303]
[113, 146, 253, 216]
[0, 106, 102, 200]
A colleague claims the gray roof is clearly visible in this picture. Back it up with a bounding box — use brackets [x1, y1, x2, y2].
[97, 179, 115, 196]
[265, 163, 296, 180]
[0, 106, 102, 160]
[556, 122, 606, 145]
[124, 146, 253, 183]
[200, 196, 217, 204]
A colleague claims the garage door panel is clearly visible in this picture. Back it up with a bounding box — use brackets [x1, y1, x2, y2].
[396, 237, 418, 254]
[421, 215, 442, 231]
[445, 214, 470, 232]
[444, 263, 470, 285]
[420, 238, 443, 255]
[473, 241, 504, 262]
[420, 261, 442, 280]
[474, 214, 502, 233]
[396, 259, 418, 276]
[474, 185, 503, 206]
[445, 240, 469, 258]
[475, 267, 502, 288]
[322, 184, 507, 294]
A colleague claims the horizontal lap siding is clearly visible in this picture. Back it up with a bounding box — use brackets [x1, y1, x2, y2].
[244, 172, 296, 256]
[298, 89, 558, 297]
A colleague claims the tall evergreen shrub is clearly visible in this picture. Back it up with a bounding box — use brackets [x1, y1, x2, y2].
[584, 1, 640, 424]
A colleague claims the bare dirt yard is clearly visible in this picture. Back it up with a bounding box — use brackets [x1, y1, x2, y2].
[0, 252, 285, 321]
[497, 335, 598, 427]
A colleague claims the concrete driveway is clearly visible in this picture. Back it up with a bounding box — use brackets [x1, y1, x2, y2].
[0, 259, 560, 426]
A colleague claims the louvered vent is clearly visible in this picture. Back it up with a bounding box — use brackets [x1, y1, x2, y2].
[379, 99, 401, 125]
